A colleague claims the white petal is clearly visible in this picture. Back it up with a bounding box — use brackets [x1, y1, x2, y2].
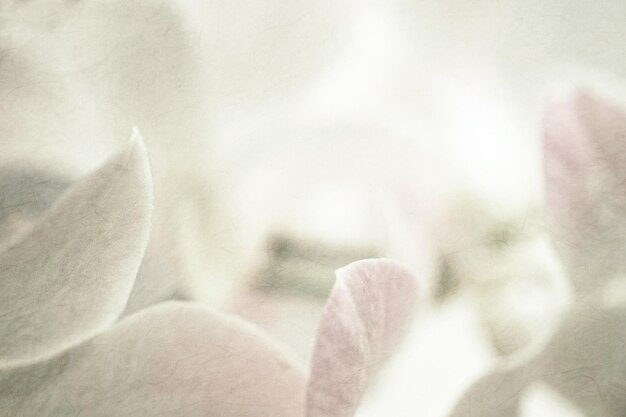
[0, 131, 153, 366]
[520, 382, 586, 417]
[448, 366, 534, 417]
[539, 305, 626, 416]
[306, 259, 418, 417]
[0, 301, 306, 417]
[0, 165, 70, 247]
[357, 296, 494, 417]
[450, 304, 626, 417]
[544, 90, 626, 294]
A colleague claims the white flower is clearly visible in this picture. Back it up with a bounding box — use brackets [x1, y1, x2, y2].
[0, 131, 420, 417]
[0, 133, 307, 416]
[449, 90, 626, 417]
[0, 0, 360, 311]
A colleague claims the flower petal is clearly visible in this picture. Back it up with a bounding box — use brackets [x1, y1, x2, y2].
[519, 382, 585, 417]
[0, 301, 306, 417]
[448, 366, 534, 417]
[0, 131, 153, 366]
[306, 259, 418, 417]
[355, 296, 494, 417]
[450, 304, 626, 417]
[543, 90, 626, 294]
[539, 305, 626, 416]
[0, 165, 70, 247]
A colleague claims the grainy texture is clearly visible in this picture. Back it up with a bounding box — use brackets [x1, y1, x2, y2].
[449, 90, 626, 417]
[306, 259, 418, 417]
[0, 301, 307, 417]
[544, 91, 626, 296]
[450, 305, 626, 417]
[0, 133, 153, 366]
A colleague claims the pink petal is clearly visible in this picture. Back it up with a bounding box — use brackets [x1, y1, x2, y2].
[0, 301, 306, 417]
[0, 131, 152, 366]
[306, 259, 418, 417]
[543, 90, 626, 294]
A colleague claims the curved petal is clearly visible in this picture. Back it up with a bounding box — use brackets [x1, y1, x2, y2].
[0, 131, 153, 366]
[519, 382, 585, 417]
[450, 304, 626, 417]
[448, 366, 534, 417]
[544, 90, 626, 294]
[355, 296, 494, 417]
[539, 305, 626, 416]
[306, 259, 418, 417]
[0, 301, 306, 417]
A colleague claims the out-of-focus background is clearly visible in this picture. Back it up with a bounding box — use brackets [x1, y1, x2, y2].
[2, 1, 626, 415]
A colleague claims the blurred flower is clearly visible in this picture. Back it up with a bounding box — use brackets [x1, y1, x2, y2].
[0, 134, 308, 416]
[0, 0, 359, 311]
[448, 90, 626, 417]
[6, 1, 626, 415]
[0, 133, 420, 417]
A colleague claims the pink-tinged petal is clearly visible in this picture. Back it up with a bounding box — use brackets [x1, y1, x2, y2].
[544, 90, 626, 294]
[0, 301, 306, 417]
[0, 131, 153, 366]
[228, 286, 326, 363]
[306, 259, 418, 417]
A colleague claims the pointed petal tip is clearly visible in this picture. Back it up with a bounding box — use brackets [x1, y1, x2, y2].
[101, 128, 154, 215]
[96, 127, 154, 231]
[121, 127, 152, 184]
[127, 127, 149, 162]
[0, 132, 156, 366]
[130, 126, 143, 142]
